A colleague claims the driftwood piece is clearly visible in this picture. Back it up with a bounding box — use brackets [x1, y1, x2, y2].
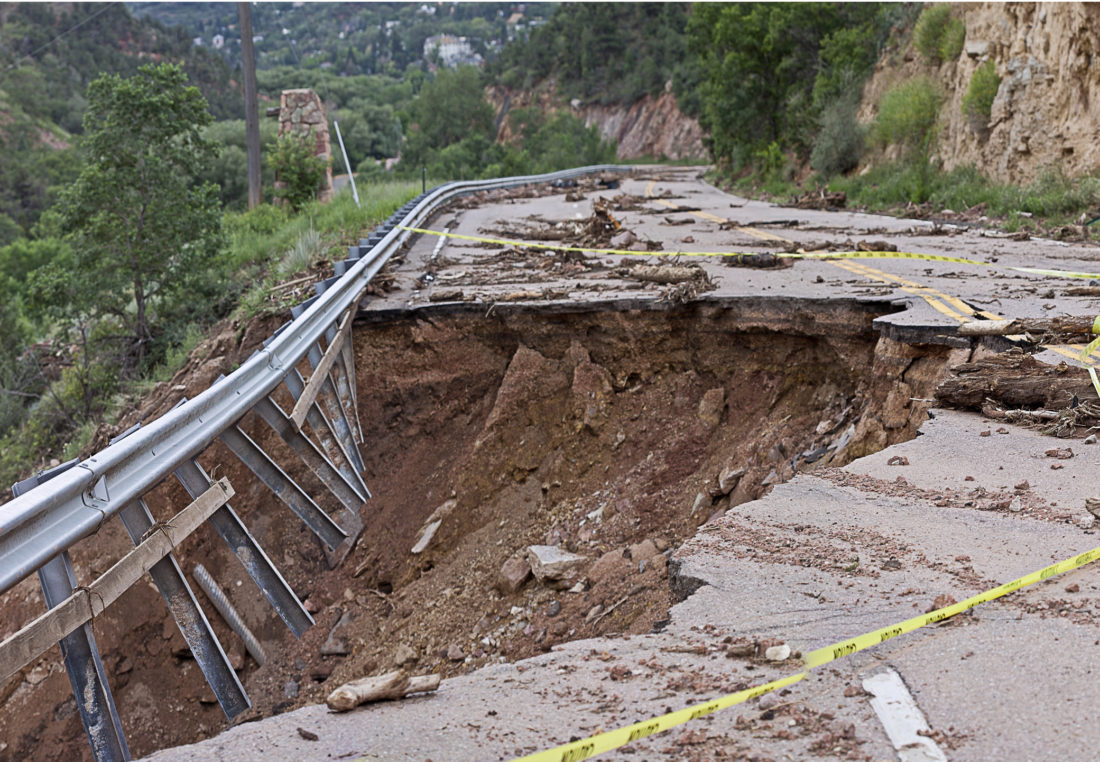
[935, 350, 1095, 410]
[957, 316, 1098, 338]
[326, 670, 441, 712]
[621, 265, 704, 284]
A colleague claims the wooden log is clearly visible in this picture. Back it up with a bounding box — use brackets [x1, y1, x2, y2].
[325, 670, 441, 712]
[623, 265, 702, 284]
[957, 316, 1099, 337]
[935, 350, 1095, 410]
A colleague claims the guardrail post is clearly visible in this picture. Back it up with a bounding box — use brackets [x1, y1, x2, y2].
[13, 467, 130, 762]
[218, 423, 347, 550]
[108, 424, 251, 719]
[173, 459, 313, 638]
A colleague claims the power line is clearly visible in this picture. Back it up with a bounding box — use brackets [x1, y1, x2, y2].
[5, 2, 120, 72]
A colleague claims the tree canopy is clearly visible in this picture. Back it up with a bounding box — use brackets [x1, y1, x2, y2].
[47, 63, 224, 371]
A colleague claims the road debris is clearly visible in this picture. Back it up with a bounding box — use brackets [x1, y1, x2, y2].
[325, 670, 441, 712]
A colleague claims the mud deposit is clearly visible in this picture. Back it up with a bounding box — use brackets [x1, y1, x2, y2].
[0, 299, 955, 760]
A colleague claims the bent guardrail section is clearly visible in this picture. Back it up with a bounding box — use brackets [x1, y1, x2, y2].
[0, 164, 628, 761]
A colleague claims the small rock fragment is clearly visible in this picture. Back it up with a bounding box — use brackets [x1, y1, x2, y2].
[546, 600, 562, 617]
[717, 465, 745, 495]
[697, 388, 726, 427]
[886, 455, 909, 466]
[764, 644, 791, 662]
[410, 520, 442, 554]
[526, 545, 588, 585]
[690, 492, 710, 516]
[1085, 497, 1100, 518]
[284, 681, 299, 699]
[496, 554, 532, 594]
[979, 430, 991, 437]
[1085, 434, 1098, 445]
[446, 644, 465, 661]
[1008, 497, 1024, 513]
[392, 644, 417, 667]
[297, 727, 319, 742]
[1046, 447, 1074, 459]
[1014, 480, 1030, 491]
[1066, 583, 1080, 593]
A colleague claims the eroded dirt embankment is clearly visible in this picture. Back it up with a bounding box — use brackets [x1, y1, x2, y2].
[0, 299, 957, 760]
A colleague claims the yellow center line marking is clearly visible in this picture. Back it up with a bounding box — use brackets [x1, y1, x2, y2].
[642, 182, 1003, 323]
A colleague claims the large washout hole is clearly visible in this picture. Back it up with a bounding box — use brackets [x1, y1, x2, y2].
[0, 297, 959, 760]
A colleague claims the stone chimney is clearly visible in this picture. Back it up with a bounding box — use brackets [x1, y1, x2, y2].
[277, 89, 334, 203]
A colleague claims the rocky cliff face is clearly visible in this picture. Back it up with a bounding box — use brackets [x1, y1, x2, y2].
[488, 85, 707, 161]
[860, 2, 1100, 184]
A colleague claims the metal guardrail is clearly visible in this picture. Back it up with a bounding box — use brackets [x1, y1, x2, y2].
[0, 164, 628, 761]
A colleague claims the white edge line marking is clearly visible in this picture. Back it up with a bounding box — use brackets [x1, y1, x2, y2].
[862, 668, 948, 762]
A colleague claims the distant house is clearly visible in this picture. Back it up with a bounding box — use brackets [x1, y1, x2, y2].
[423, 33, 483, 68]
[193, 36, 204, 47]
[212, 34, 225, 49]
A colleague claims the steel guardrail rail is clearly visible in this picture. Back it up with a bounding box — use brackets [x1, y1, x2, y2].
[0, 164, 628, 595]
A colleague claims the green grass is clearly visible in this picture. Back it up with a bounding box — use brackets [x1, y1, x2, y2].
[228, 180, 422, 319]
[831, 162, 1100, 228]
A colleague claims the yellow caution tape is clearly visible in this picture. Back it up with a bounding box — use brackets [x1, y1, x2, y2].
[1077, 315, 1100, 362]
[1009, 266, 1100, 280]
[514, 543, 1100, 762]
[396, 226, 992, 266]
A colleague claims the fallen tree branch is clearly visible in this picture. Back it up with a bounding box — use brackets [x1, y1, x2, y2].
[326, 670, 441, 712]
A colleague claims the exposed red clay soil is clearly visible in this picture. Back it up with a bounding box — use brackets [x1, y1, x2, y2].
[0, 299, 954, 761]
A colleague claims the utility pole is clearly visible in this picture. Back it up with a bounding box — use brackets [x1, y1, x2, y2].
[238, 2, 261, 209]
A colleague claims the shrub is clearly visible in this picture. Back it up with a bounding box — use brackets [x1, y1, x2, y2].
[913, 5, 965, 64]
[874, 76, 943, 157]
[962, 60, 1001, 133]
[272, 132, 328, 212]
[811, 91, 866, 177]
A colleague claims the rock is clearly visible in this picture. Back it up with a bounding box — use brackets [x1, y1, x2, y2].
[764, 644, 791, 662]
[690, 492, 710, 516]
[586, 605, 603, 623]
[1085, 434, 1098, 445]
[628, 539, 660, 563]
[321, 611, 353, 656]
[526, 545, 588, 584]
[1066, 583, 1080, 593]
[115, 658, 133, 675]
[757, 693, 779, 711]
[303, 597, 320, 614]
[446, 644, 465, 661]
[717, 465, 745, 494]
[1046, 447, 1074, 459]
[392, 644, 417, 667]
[284, 680, 299, 699]
[588, 548, 630, 586]
[609, 231, 636, 248]
[1086, 497, 1100, 518]
[411, 519, 442, 555]
[546, 601, 562, 617]
[965, 40, 990, 58]
[761, 469, 780, 486]
[1014, 480, 1030, 491]
[1008, 497, 1024, 513]
[496, 554, 532, 594]
[697, 387, 726, 427]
